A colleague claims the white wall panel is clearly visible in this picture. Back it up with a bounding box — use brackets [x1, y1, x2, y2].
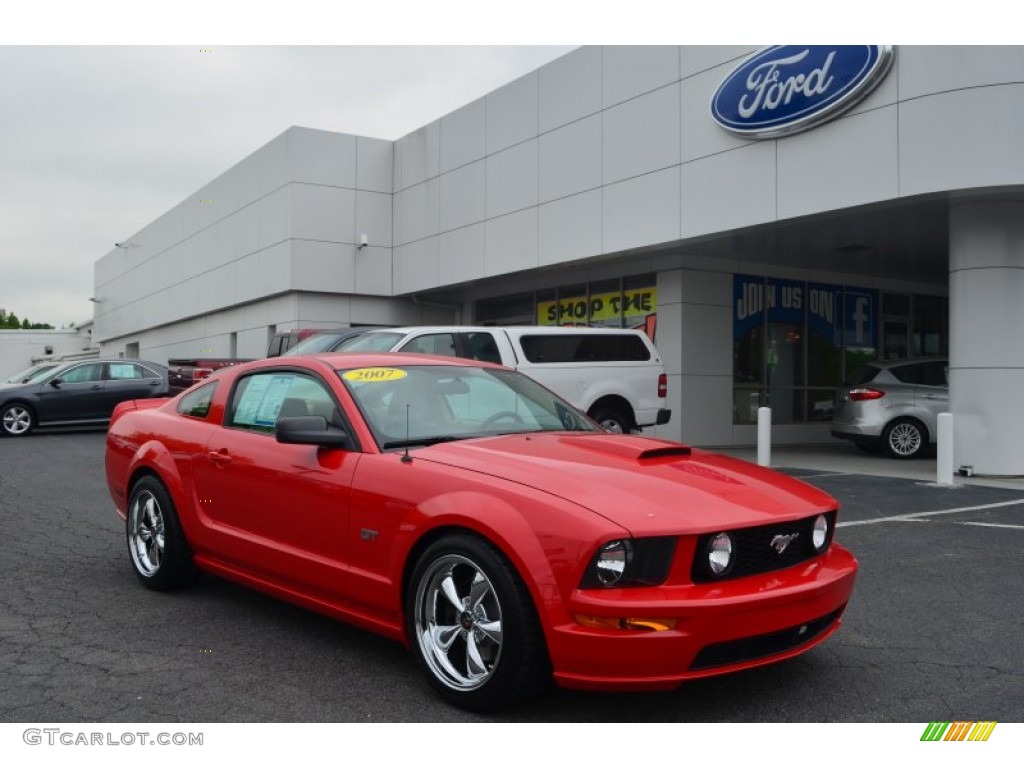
[602, 167, 680, 253]
[259, 131, 291, 195]
[355, 246, 393, 295]
[439, 223, 486, 286]
[778, 106, 898, 220]
[899, 84, 1024, 197]
[440, 97, 485, 173]
[485, 209, 538, 276]
[603, 84, 680, 184]
[394, 179, 439, 245]
[291, 184, 355, 243]
[356, 136, 392, 193]
[394, 236, 439, 294]
[681, 303, 732, 376]
[258, 187, 290, 249]
[678, 374, 734, 445]
[603, 46, 679, 108]
[680, 62, 755, 163]
[539, 46, 601, 132]
[235, 203, 261, 258]
[485, 71, 538, 154]
[899, 45, 1024, 101]
[539, 114, 601, 203]
[538, 189, 602, 266]
[289, 128, 357, 188]
[397, 120, 440, 190]
[680, 46, 756, 79]
[291, 240, 355, 293]
[486, 140, 538, 218]
[355, 191, 393, 248]
[680, 269, 732, 306]
[682, 142, 776, 239]
[439, 160, 485, 232]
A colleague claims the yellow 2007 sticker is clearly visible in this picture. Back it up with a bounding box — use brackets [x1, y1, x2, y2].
[342, 367, 408, 382]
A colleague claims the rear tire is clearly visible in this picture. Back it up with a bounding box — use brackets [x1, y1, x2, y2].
[883, 418, 927, 459]
[588, 404, 632, 434]
[126, 476, 200, 590]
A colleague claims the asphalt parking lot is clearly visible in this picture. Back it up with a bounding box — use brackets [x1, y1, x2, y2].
[1, 431, 1022, 722]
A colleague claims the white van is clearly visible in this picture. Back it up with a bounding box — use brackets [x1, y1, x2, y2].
[336, 326, 670, 433]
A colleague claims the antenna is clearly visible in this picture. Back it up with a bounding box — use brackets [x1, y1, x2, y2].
[401, 403, 412, 463]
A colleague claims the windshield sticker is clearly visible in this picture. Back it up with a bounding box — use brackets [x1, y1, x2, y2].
[343, 367, 408, 383]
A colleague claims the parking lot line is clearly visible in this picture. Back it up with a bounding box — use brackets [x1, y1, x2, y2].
[958, 522, 1024, 530]
[838, 498, 1024, 528]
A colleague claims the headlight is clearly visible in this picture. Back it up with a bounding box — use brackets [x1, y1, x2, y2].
[707, 532, 734, 576]
[595, 540, 631, 586]
[580, 537, 677, 588]
[811, 514, 829, 552]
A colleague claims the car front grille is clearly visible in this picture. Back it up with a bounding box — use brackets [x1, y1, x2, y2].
[689, 606, 845, 671]
[691, 511, 837, 583]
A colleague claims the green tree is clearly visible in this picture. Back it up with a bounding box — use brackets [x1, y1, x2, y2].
[4, 312, 18, 329]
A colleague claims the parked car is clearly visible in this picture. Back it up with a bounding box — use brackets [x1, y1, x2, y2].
[106, 352, 857, 711]
[281, 326, 381, 356]
[266, 328, 328, 357]
[167, 358, 252, 395]
[4, 362, 59, 384]
[0, 359, 168, 437]
[337, 326, 671, 433]
[831, 358, 948, 459]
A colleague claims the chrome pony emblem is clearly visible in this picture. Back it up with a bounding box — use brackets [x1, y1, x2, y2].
[770, 533, 800, 554]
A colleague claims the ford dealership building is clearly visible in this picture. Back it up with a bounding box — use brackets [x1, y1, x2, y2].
[92, 45, 1024, 475]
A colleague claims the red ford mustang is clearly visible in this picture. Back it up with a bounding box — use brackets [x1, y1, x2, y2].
[105, 353, 857, 711]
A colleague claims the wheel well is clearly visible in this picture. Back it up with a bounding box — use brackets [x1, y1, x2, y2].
[127, 466, 162, 497]
[2, 400, 35, 416]
[401, 525, 483, 609]
[586, 395, 634, 426]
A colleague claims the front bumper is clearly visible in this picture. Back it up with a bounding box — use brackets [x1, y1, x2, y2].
[545, 543, 858, 691]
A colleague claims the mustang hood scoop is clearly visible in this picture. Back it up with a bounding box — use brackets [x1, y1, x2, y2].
[418, 432, 834, 535]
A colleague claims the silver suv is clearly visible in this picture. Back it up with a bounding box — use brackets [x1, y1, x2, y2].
[830, 358, 948, 459]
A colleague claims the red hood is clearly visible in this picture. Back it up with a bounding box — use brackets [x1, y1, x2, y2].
[417, 433, 836, 536]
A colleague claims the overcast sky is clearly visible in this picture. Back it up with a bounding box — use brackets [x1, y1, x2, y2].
[0, 45, 575, 328]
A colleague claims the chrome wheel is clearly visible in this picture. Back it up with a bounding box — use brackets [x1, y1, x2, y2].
[413, 554, 504, 692]
[2, 405, 33, 436]
[129, 490, 165, 577]
[886, 420, 923, 458]
[599, 417, 625, 434]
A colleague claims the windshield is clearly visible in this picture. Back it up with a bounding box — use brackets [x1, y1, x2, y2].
[337, 332, 404, 353]
[284, 333, 350, 356]
[5, 364, 57, 384]
[338, 364, 598, 450]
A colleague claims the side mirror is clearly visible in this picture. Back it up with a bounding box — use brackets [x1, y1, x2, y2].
[49, 378, 62, 388]
[275, 415, 350, 449]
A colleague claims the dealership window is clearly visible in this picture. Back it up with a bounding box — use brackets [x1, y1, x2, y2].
[733, 275, 947, 425]
[475, 274, 658, 341]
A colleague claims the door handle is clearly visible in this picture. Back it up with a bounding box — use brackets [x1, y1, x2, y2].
[207, 450, 233, 466]
[90, 384, 102, 390]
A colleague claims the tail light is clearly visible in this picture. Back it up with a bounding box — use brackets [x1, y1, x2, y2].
[657, 373, 667, 399]
[194, 367, 214, 382]
[848, 387, 884, 401]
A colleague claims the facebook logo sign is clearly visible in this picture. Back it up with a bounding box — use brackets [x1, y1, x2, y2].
[843, 289, 876, 348]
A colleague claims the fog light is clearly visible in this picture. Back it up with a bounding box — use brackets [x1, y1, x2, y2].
[708, 532, 733, 576]
[811, 514, 829, 551]
[575, 614, 677, 632]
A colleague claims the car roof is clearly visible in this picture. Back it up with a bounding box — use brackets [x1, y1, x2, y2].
[873, 357, 948, 369]
[356, 326, 648, 336]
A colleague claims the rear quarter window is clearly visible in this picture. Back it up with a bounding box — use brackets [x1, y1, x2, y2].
[519, 334, 650, 363]
[177, 382, 217, 419]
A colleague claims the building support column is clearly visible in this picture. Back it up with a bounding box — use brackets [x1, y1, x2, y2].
[949, 201, 1024, 476]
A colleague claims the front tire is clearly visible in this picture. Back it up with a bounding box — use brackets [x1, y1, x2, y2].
[883, 418, 927, 459]
[407, 534, 550, 712]
[1, 403, 35, 437]
[127, 476, 199, 590]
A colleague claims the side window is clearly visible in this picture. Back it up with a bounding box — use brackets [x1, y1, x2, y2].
[401, 333, 457, 357]
[891, 363, 924, 385]
[177, 382, 217, 419]
[519, 334, 651, 363]
[227, 372, 341, 433]
[921, 361, 948, 386]
[59, 363, 104, 383]
[107, 363, 144, 380]
[464, 332, 502, 364]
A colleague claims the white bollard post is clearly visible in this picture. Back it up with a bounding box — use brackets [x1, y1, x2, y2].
[757, 406, 771, 467]
[937, 412, 954, 486]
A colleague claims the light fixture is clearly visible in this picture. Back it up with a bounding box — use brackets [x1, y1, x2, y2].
[357, 233, 369, 249]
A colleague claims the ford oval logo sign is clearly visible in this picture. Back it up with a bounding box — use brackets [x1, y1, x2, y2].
[711, 46, 894, 139]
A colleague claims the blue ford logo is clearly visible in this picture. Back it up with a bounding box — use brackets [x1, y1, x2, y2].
[711, 46, 894, 139]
